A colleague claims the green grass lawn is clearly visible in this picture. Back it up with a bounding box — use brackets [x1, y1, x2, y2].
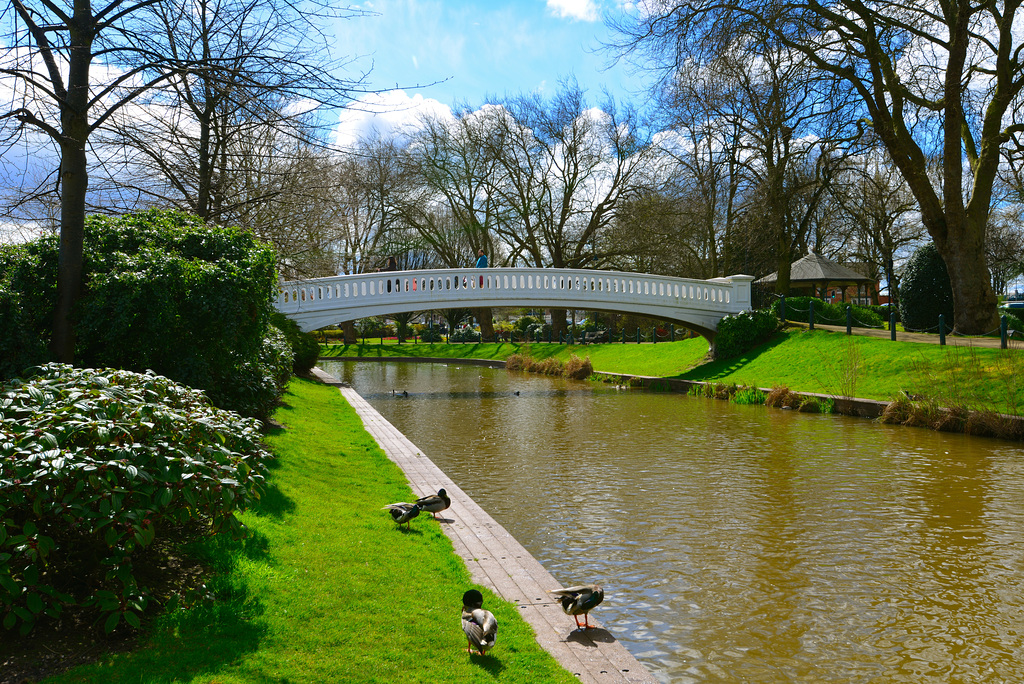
[49, 378, 576, 684]
[321, 328, 1024, 414]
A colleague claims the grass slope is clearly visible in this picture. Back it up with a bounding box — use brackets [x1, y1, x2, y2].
[50, 378, 575, 684]
[322, 328, 1024, 414]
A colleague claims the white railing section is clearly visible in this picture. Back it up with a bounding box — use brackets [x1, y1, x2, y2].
[276, 267, 755, 337]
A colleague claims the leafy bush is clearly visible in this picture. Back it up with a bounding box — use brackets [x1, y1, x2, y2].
[0, 242, 58, 378]
[271, 313, 319, 375]
[866, 304, 899, 323]
[212, 327, 294, 419]
[714, 308, 780, 359]
[513, 316, 541, 333]
[356, 318, 394, 337]
[0, 209, 284, 418]
[526, 322, 552, 342]
[0, 364, 272, 635]
[771, 296, 884, 329]
[899, 243, 954, 332]
[418, 327, 444, 343]
[449, 327, 481, 343]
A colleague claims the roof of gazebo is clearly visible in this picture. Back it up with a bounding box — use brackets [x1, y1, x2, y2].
[755, 251, 875, 286]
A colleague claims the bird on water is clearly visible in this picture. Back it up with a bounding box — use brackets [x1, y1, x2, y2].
[548, 584, 604, 630]
[461, 589, 498, 655]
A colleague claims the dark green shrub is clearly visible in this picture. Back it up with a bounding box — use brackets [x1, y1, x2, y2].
[418, 327, 444, 343]
[0, 209, 283, 418]
[771, 296, 884, 328]
[210, 327, 294, 419]
[271, 313, 319, 374]
[714, 308, 780, 359]
[0, 364, 271, 635]
[866, 304, 899, 323]
[0, 243, 57, 378]
[899, 243, 954, 332]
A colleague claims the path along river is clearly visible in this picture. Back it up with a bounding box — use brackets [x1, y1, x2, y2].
[319, 360, 1024, 683]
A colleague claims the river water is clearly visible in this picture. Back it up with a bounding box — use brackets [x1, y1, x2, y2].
[319, 360, 1024, 683]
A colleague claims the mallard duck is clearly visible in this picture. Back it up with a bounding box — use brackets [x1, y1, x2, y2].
[415, 488, 451, 518]
[547, 584, 604, 630]
[461, 589, 497, 655]
[382, 502, 420, 529]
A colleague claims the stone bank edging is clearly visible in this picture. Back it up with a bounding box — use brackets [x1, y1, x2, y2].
[309, 367, 656, 684]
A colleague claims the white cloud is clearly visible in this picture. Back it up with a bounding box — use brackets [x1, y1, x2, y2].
[331, 90, 454, 149]
[546, 0, 599, 22]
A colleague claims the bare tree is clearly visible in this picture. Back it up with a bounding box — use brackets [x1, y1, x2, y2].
[100, 0, 371, 223]
[610, 0, 1019, 333]
[482, 81, 656, 334]
[831, 153, 921, 308]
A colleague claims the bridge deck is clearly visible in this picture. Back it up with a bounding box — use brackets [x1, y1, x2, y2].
[311, 367, 656, 683]
[279, 268, 754, 339]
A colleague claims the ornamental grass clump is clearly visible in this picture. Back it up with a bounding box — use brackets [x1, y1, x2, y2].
[564, 354, 593, 380]
[0, 364, 271, 635]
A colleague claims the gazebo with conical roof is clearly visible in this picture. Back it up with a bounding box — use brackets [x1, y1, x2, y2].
[755, 251, 875, 299]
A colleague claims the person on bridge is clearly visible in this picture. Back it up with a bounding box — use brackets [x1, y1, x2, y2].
[474, 249, 487, 287]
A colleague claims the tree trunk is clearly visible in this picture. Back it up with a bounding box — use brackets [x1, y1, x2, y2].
[936, 226, 1000, 334]
[474, 307, 494, 341]
[774, 251, 793, 296]
[51, 131, 90, 363]
[342, 320, 357, 345]
[550, 308, 568, 338]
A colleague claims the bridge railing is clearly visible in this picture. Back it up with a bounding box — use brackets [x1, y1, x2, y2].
[278, 268, 752, 317]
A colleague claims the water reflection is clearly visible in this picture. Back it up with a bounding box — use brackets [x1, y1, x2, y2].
[320, 360, 1024, 683]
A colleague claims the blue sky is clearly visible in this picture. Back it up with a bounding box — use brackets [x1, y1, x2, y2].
[328, 0, 652, 142]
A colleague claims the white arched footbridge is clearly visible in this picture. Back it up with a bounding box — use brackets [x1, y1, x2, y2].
[276, 268, 755, 341]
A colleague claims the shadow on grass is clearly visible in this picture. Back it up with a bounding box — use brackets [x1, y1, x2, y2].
[674, 332, 790, 382]
[253, 481, 296, 520]
[53, 529, 270, 683]
[469, 652, 506, 677]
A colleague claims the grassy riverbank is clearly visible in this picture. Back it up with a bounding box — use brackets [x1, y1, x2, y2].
[45, 378, 575, 684]
[321, 328, 1024, 415]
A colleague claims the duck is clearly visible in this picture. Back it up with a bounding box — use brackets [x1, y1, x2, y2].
[461, 589, 498, 655]
[414, 488, 451, 519]
[382, 502, 420, 529]
[547, 584, 604, 630]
